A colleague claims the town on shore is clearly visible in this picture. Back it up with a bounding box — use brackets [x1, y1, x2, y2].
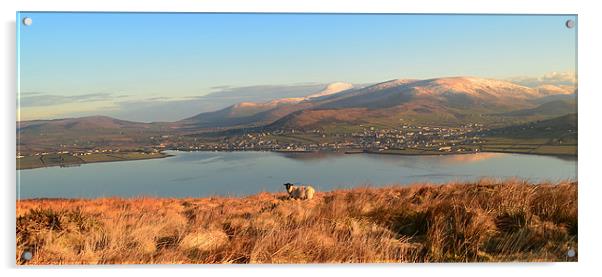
[17, 122, 576, 170]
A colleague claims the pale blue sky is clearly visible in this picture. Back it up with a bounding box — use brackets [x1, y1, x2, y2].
[17, 13, 577, 121]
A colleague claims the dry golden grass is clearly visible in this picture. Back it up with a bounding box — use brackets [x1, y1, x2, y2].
[16, 180, 577, 264]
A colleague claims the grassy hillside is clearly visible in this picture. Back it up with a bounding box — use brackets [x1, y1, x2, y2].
[17, 180, 577, 264]
[481, 113, 577, 154]
[17, 116, 175, 154]
[501, 100, 576, 117]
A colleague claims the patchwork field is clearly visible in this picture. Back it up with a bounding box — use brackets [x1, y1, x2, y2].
[17, 152, 171, 170]
[481, 137, 577, 156]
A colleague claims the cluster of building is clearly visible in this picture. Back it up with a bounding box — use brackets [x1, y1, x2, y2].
[160, 124, 487, 153]
[351, 124, 485, 152]
[18, 124, 490, 158]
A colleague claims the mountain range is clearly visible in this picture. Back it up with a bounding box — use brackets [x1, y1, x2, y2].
[17, 76, 577, 152]
[181, 76, 575, 130]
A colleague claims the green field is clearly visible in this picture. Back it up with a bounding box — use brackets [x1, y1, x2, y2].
[480, 137, 576, 156]
[17, 152, 170, 170]
[16, 156, 45, 170]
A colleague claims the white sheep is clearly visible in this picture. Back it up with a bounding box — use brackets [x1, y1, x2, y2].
[283, 183, 315, 200]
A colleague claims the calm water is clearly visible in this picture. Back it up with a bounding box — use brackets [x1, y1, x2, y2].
[17, 151, 577, 199]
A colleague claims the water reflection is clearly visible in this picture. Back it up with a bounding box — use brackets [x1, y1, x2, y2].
[18, 151, 577, 199]
[276, 151, 346, 162]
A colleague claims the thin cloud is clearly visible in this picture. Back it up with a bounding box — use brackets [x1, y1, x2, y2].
[19, 82, 355, 122]
[507, 71, 577, 88]
[209, 85, 232, 90]
[198, 84, 328, 100]
[109, 83, 331, 122]
[19, 92, 125, 107]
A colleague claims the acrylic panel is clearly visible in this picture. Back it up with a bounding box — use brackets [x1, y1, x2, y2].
[16, 12, 577, 264]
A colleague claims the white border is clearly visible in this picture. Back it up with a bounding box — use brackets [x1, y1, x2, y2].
[2, 1, 600, 276]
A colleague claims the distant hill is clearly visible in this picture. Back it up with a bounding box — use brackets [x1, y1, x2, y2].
[530, 93, 577, 105]
[484, 113, 577, 140]
[261, 77, 574, 129]
[179, 77, 575, 131]
[18, 116, 149, 131]
[17, 116, 172, 153]
[17, 76, 576, 152]
[178, 82, 355, 129]
[500, 99, 576, 117]
[318, 77, 542, 109]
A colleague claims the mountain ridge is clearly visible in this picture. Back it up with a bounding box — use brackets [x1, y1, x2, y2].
[17, 76, 576, 147]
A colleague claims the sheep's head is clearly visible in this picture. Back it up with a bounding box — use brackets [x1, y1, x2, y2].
[283, 183, 294, 193]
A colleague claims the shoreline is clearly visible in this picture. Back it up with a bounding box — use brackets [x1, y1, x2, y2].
[16, 148, 576, 170]
[17, 178, 579, 201]
[349, 149, 577, 158]
[173, 148, 576, 158]
[16, 152, 173, 170]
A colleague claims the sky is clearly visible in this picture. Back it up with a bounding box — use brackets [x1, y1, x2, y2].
[17, 13, 577, 122]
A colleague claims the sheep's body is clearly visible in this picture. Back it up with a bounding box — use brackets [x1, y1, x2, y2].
[285, 184, 315, 200]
